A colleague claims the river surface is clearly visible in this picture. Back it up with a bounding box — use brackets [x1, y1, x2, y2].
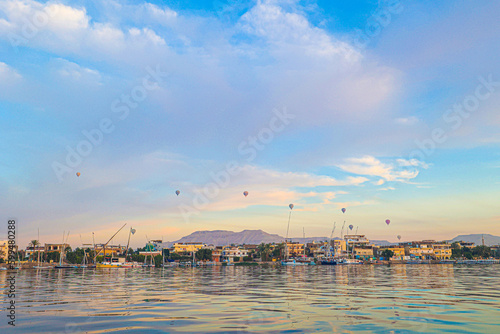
[1, 264, 499, 333]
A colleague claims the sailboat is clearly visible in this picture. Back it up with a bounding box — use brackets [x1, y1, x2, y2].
[55, 231, 78, 269]
[95, 224, 127, 268]
[281, 205, 309, 266]
[34, 228, 51, 269]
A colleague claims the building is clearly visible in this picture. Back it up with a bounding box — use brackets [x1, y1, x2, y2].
[173, 242, 206, 253]
[139, 242, 162, 257]
[354, 247, 374, 260]
[407, 244, 434, 259]
[432, 244, 452, 260]
[222, 246, 249, 262]
[44, 243, 66, 253]
[0, 240, 17, 261]
[94, 244, 127, 257]
[25, 245, 45, 259]
[455, 241, 475, 248]
[285, 242, 305, 258]
[211, 246, 223, 262]
[344, 235, 370, 249]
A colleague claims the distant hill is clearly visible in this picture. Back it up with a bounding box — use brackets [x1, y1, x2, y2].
[450, 234, 500, 246]
[166, 230, 500, 247]
[168, 229, 331, 246]
[370, 240, 396, 246]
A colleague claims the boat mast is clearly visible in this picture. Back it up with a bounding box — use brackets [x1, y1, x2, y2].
[303, 227, 305, 258]
[37, 228, 41, 266]
[285, 210, 292, 261]
[93, 223, 127, 263]
[125, 227, 132, 262]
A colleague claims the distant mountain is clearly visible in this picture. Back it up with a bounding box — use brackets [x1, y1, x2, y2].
[168, 229, 331, 246]
[451, 234, 500, 246]
[167, 230, 500, 247]
[370, 240, 397, 246]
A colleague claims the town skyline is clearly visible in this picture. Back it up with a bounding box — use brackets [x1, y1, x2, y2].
[1, 1, 499, 250]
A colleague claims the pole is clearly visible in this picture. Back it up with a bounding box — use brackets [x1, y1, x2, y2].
[93, 223, 127, 262]
[125, 228, 132, 262]
[285, 210, 292, 261]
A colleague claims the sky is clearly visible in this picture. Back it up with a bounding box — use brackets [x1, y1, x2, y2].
[0, 0, 499, 249]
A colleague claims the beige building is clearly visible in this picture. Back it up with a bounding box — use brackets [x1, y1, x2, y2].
[432, 244, 452, 260]
[173, 242, 206, 253]
[222, 246, 249, 262]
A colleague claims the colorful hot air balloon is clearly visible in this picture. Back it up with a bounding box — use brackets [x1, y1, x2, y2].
[289, 204, 294, 210]
[385, 219, 391, 225]
[175, 190, 180, 196]
[341, 208, 346, 213]
[397, 235, 401, 240]
[76, 172, 81, 177]
[349, 224, 353, 230]
[243, 191, 248, 197]
[131, 228, 136, 235]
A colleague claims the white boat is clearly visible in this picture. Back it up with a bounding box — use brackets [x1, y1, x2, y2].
[337, 258, 363, 265]
[281, 259, 308, 266]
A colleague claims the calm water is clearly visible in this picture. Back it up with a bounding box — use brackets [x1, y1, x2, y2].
[1, 265, 499, 333]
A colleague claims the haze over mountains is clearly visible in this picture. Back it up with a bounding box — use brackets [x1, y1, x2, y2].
[167, 230, 500, 247]
[168, 230, 392, 246]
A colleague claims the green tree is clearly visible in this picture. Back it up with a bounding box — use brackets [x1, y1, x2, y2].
[381, 249, 394, 260]
[233, 257, 240, 262]
[472, 245, 491, 259]
[273, 243, 284, 260]
[451, 242, 462, 258]
[242, 256, 252, 262]
[196, 248, 212, 261]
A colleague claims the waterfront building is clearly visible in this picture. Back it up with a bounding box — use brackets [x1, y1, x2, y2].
[0, 240, 17, 261]
[25, 244, 45, 259]
[173, 242, 206, 253]
[94, 244, 127, 257]
[353, 247, 374, 260]
[285, 242, 304, 258]
[432, 244, 452, 260]
[407, 244, 434, 259]
[212, 246, 223, 262]
[222, 246, 248, 262]
[456, 241, 475, 248]
[139, 242, 162, 257]
[44, 243, 65, 253]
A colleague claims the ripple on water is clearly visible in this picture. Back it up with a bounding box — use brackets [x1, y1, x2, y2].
[0, 265, 499, 333]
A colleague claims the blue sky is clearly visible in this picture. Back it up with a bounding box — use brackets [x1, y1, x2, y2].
[0, 0, 499, 248]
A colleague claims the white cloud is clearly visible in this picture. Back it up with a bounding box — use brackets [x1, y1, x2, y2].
[53, 58, 101, 84]
[143, 3, 177, 23]
[239, 0, 359, 61]
[0, 62, 22, 83]
[395, 116, 419, 125]
[337, 155, 420, 183]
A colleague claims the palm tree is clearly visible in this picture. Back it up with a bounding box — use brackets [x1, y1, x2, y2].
[29, 240, 40, 262]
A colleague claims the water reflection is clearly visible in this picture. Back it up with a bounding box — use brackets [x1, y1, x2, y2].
[1, 265, 499, 333]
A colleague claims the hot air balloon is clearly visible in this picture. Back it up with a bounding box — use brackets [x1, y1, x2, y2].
[289, 204, 294, 210]
[385, 219, 391, 225]
[243, 191, 248, 197]
[175, 190, 180, 196]
[349, 224, 353, 231]
[397, 235, 401, 240]
[341, 208, 346, 214]
[131, 228, 136, 235]
[76, 172, 80, 177]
